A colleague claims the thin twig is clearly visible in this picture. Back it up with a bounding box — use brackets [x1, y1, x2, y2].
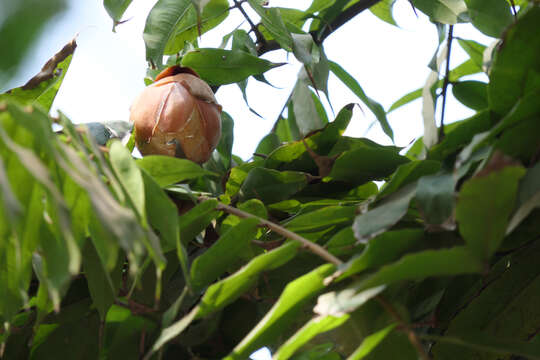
[252, 152, 268, 159]
[213, 0, 382, 98]
[139, 327, 147, 357]
[198, 196, 343, 265]
[439, 25, 454, 141]
[509, 0, 517, 19]
[233, 0, 266, 47]
[257, 0, 382, 55]
[376, 296, 431, 360]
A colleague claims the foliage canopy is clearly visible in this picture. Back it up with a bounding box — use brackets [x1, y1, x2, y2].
[1, 0, 540, 359]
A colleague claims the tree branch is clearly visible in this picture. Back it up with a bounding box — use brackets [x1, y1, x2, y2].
[509, 0, 517, 19]
[233, 0, 266, 47]
[198, 196, 344, 265]
[376, 296, 431, 360]
[212, 0, 381, 95]
[256, 0, 382, 56]
[438, 25, 454, 141]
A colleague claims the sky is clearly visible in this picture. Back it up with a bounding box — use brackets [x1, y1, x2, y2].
[6, 0, 493, 160]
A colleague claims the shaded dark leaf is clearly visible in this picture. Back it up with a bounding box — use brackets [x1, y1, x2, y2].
[190, 217, 259, 292]
[488, 6, 540, 115]
[353, 184, 416, 243]
[456, 165, 525, 260]
[239, 167, 308, 203]
[452, 80, 488, 110]
[327, 147, 409, 185]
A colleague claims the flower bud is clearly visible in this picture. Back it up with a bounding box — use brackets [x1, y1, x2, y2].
[130, 66, 222, 163]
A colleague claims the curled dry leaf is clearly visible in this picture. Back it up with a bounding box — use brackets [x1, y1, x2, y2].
[22, 37, 77, 90]
[475, 150, 521, 178]
[130, 66, 222, 164]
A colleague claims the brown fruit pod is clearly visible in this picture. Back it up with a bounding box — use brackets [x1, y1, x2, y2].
[130, 66, 222, 164]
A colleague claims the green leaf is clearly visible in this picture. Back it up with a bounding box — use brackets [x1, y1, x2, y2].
[82, 240, 119, 320]
[247, 0, 294, 51]
[103, 0, 132, 28]
[145, 306, 199, 358]
[488, 6, 540, 115]
[0, 156, 22, 224]
[410, 0, 468, 24]
[432, 240, 540, 359]
[456, 165, 525, 260]
[137, 155, 217, 187]
[324, 227, 358, 257]
[457, 39, 486, 69]
[239, 167, 308, 203]
[37, 225, 72, 311]
[57, 138, 145, 270]
[143, 0, 192, 66]
[387, 88, 422, 113]
[274, 315, 350, 360]
[369, 0, 397, 26]
[104, 306, 157, 359]
[225, 160, 263, 198]
[109, 141, 145, 220]
[329, 61, 392, 141]
[197, 242, 300, 318]
[221, 198, 267, 235]
[285, 206, 355, 234]
[292, 81, 326, 136]
[231, 29, 258, 55]
[334, 229, 425, 282]
[354, 246, 483, 292]
[1, 39, 76, 111]
[178, 199, 219, 245]
[146, 243, 300, 356]
[87, 210, 119, 274]
[292, 33, 319, 66]
[301, 49, 330, 97]
[164, 0, 229, 54]
[378, 160, 441, 199]
[428, 110, 493, 160]
[347, 324, 397, 360]
[353, 184, 416, 243]
[266, 105, 353, 169]
[507, 163, 540, 234]
[416, 173, 455, 226]
[327, 147, 409, 184]
[465, 0, 513, 37]
[314, 286, 386, 317]
[428, 334, 540, 360]
[0, 128, 80, 280]
[387, 58, 481, 113]
[274, 114, 299, 143]
[452, 80, 488, 110]
[29, 303, 100, 359]
[293, 344, 342, 360]
[255, 133, 281, 157]
[141, 170, 189, 286]
[224, 264, 336, 360]
[0, 0, 67, 84]
[215, 111, 234, 169]
[494, 111, 540, 162]
[190, 217, 259, 292]
[181, 48, 283, 85]
[310, 0, 349, 35]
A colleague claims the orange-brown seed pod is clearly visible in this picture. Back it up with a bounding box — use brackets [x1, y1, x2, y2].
[130, 66, 222, 164]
